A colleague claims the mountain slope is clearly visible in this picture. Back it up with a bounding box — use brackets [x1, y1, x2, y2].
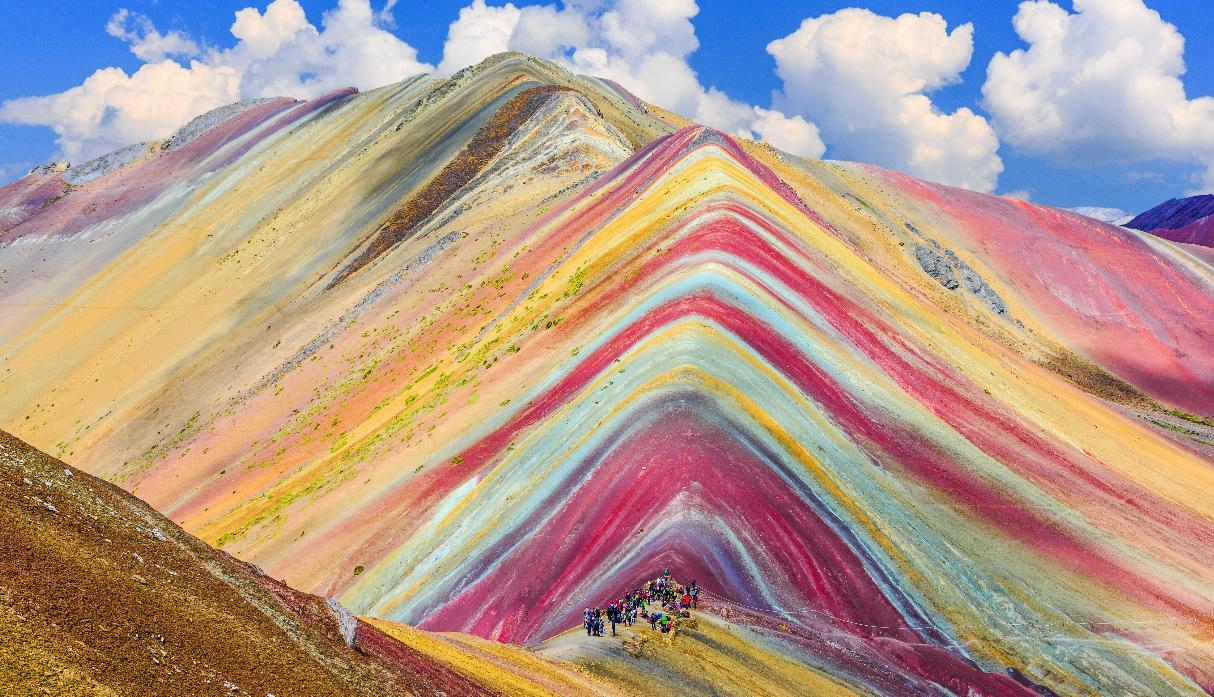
[1, 54, 1213, 696]
[0, 429, 503, 696]
[0, 431, 871, 697]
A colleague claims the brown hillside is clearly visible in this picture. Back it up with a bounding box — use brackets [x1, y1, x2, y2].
[0, 429, 494, 697]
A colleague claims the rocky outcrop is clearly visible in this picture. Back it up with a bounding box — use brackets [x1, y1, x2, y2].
[912, 243, 959, 289]
[62, 142, 153, 185]
[946, 249, 1007, 315]
[27, 161, 69, 178]
[163, 98, 284, 151]
[913, 243, 1007, 314]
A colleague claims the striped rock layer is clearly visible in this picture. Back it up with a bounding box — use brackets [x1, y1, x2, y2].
[1, 54, 1213, 696]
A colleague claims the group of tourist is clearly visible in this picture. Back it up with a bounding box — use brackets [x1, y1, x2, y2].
[583, 568, 700, 637]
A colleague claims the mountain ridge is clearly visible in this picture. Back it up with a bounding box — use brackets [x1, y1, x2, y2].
[1126, 194, 1214, 248]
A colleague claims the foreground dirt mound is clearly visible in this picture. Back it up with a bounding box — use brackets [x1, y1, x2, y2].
[0, 429, 492, 696]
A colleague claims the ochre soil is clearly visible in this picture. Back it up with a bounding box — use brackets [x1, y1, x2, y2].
[0, 429, 496, 696]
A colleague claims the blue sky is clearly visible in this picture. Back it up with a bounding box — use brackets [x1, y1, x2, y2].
[2, 0, 1212, 213]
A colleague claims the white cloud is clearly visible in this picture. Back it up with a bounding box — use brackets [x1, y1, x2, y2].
[767, 9, 1002, 192]
[508, 2, 590, 58]
[0, 62, 240, 162]
[222, 0, 431, 99]
[982, 0, 1214, 194]
[438, 0, 521, 76]
[436, 0, 825, 158]
[376, 0, 400, 28]
[11, 0, 1019, 175]
[1193, 165, 1214, 196]
[106, 9, 201, 62]
[0, 0, 431, 162]
[227, 0, 311, 57]
[749, 108, 824, 159]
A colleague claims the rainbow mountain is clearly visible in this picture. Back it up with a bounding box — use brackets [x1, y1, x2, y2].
[2, 53, 1213, 695]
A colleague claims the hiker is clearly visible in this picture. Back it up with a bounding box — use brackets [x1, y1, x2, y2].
[581, 568, 701, 641]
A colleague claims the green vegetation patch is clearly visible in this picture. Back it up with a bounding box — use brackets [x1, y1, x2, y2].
[1166, 408, 1214, 427]
[1146, 418, 1201, 438]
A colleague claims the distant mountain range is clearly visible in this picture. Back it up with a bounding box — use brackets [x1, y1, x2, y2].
[1067, 206, 1133, 225]
[1066, 195, 1214, 250]
[1126, 194, 1214, 248]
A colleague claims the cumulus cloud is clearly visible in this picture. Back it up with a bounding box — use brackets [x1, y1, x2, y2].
[437, 0, 825, 158]
[749, 108, 825, 158]
[0, 63, 240, 162]
[227, 0, 431, 98]
[438, 0, 521, 76]
[982, 0, 1214, 194]
[12, 0, 1038, 180]
[5, 0, 822, 165]
[106, 9, 201, 62]
[767, 9, 1002, 192]
[0, 0, 431, 162]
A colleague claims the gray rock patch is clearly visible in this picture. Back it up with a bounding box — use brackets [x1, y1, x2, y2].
[63, 142, 152, 185]
[912, 244, 958, 290]
[28, 162, 68, 178]
[913, 243, 1008, 316]
[946, 250, 1007, 315]
[163, 98, 282, 151]
[325, 598, 358, 648]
